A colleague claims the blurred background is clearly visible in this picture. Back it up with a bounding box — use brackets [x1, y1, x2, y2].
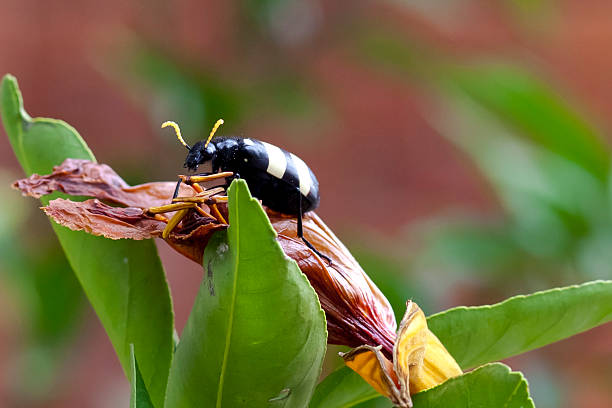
[2, 0, 612, 406]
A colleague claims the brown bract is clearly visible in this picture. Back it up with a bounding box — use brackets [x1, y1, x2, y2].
[13, 159, 461, 407]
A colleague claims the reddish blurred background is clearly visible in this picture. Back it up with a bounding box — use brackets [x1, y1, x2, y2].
[2, 0, 612, 407]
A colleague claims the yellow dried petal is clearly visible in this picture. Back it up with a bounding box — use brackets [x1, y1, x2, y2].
[342, 346, 396, 398]
[341, 345, 410, 407]
[410, 330, 462, 393]
[394, 301, 462, 394]
[394, 301, 428, 395]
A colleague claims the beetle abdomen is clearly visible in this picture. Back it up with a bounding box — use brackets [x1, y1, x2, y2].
[213, 137, 320, 215]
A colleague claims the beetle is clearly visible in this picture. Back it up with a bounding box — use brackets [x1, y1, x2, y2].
[162, 120, 330, 263]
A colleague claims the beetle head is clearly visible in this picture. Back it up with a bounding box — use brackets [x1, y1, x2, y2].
[184, 141, 216, 172]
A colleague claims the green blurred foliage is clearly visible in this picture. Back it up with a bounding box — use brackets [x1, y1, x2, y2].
[444, 64, 610, 181]
[116, 42, 326, 146]
[127, 45, 245, 134]
[0, 173, 85, 402]
[353, 24, 612, 295]
[429, 72, 612, 287]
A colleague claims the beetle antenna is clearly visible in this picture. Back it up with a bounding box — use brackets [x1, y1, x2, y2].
[204, 119, 224, 148]
[162, 121, 191, 150]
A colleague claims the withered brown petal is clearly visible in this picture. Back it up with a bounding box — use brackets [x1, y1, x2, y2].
[164, 222, 229, 264]
[43, 198, 163, 240]
[13, 158, 191, 207]
[42, 198, 226, 263]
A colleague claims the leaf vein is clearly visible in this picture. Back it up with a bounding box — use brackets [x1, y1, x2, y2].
[502, 375, 523, 408]
[216, 187, 240, 408]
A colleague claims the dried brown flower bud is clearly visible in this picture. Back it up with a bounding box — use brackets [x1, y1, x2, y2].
[270, 212, 397, 356]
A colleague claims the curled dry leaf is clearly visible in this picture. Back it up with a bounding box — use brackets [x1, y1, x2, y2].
[14, 159, 461, 406]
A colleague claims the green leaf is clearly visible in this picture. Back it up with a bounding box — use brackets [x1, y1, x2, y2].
[428, 280, 612, 369]
[1, 74, 174, 407]
[446, 64, 610, 180]
[352, 397, 392, 408]
[412, 363, 534, 408]
[431, 96, 612, 277]
[309, 366, 380, 408]
[130, 344, 155, 408]
[165, 179, 327, 408]
[6, 244, 85, 398]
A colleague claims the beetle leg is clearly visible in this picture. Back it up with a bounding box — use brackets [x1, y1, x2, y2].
[172, 187, 226, 203]
[296, 190, 332, 265]
[181, 172, 234, 184]
[191, 183, 204, 194]
[201, 183, 229, 193]
[204, 187, 228, 196]
[172, 178, 182, 199]
[174, 172, 230, 201]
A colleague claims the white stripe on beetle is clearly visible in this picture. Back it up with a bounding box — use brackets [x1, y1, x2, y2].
[262, 141, 287, 179]
[290, 153, 312, 197]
